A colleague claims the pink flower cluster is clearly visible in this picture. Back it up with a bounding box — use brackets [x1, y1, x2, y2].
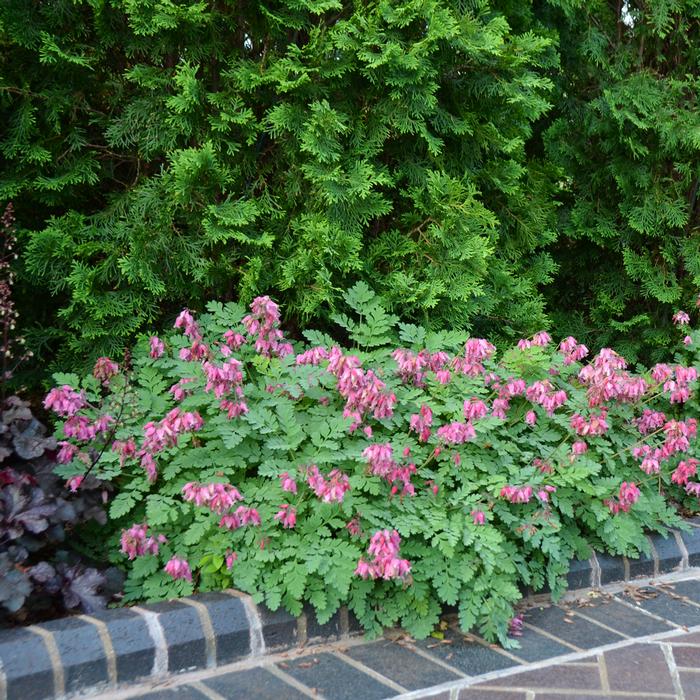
[500, 484, 556, 504]
[355, 529, 411, 580]
[605, 482, 640, 514]
[203, 357, 249, 418]
[242, 296, 292, 358]
[526, 380, 568, 416]
[559, 336, 589, 365]
[517, 331, 551, 350]
[673, 311, 691, 326]
[632, 418, 697, 475]
[279, 472, 297, 493]
[164, 556, 192, 581]
[578, 348, 647, 407]
[392, 349, 451, 385]
[570, 410, 609, 437]
[142, 408, 203, 453]
[661, 365, 697, 404]
[169, 377, 196, 401]
[409, 404, 433, 442]
[175, 310, 209, 361]
[120, 523, 167, 560]
[306, 465, 351, 503]
[671, 459, 698, 486]
[274, 504, 297, 528]
[93, 356, 119, 384]
[219, 506, 261, 530]
[149, 336, 165, 358]
[436, 421, 476, 445]
[327, 347, 396, 431]
[636, 409, 667, 435]
[139, 407, 203, 481]
[458, 338, 496, 377]
[362, 443, 416, 496]
[44, 385, 85, 417]
[182, 482, 244, 513]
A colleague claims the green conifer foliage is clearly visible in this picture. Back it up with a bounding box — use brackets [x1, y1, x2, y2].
[541, 0, 700, 361]
[1, 0, 558, 370]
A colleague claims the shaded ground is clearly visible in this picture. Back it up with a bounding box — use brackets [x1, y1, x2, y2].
[96, 572, 700, 700]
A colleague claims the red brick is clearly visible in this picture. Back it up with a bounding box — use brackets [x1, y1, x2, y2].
[671, 644, 700, 668]
[604, 644, 675, 695]
[474, 663, 602, 691]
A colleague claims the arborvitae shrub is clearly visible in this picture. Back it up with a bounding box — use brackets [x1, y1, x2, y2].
[1, 0, 559, 375]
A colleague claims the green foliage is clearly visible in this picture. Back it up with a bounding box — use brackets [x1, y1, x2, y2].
[50, 287, 700, 646]
[539, 0, 700, 361]
[1, 0, 559, 375]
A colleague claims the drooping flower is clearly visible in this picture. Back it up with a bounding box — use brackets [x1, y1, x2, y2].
[66, 475, 83, 492]
[273, 505, 297, 529]
[93, 356, 119, 384]
[355, 530, 411, 580]
[280, 472, 297, 494]
[673, 311, 691, 326]
[44, 385, 85, 418]
[182, 482, 244, 513]
[571, 441, 588, 455]
[120, 523, 167, 560]
[525, 410, 537, 426]
[164, 556, 192, 582]
[149, 336, 165, 358]
[471, 510, 486, 525]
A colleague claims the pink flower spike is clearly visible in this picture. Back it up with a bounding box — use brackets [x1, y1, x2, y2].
[164, 556, 192, 582]
[44, 385, 85, 418]
[673, 311, 691, 326]
[93, 356, 119, 383]
[572, 441, 588, 455]
[280, 472, 297, 494]
[273, 504, 297, 529]
[66, 475, 83, 492]
[149, 336, 165, 358]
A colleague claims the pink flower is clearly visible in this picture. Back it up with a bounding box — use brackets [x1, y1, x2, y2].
[672, 459, 698, 486]
[93, 357, 119, 383]
[66, 475, 83, 492]
[673, 311, 691, 326]
[306, 465, 350, 503]
[463, 398, 488, 421]
[57, 442, 78, 464]
[618, 482, 640, 512]
[63, 416, 96, 441]
[225, 551, 238, 569]
[436, 421, 475, 445]
[500, 485, 533, 503]
[508, 614, 524, 637]
[44, 385, 85, 417]
[149, 336, 165, 358]
[223, 330, 245, 350]
[570, 411, 609, 436]
[274, 505, 297, 528]
[169, 377, 195, 401]
[120, 523, 166, 560]
[164, 556, 192, 582]
[243, 296, 292, 358]
[525, 410, 537, 426]
[684, 335, 693, 346]
[355, 530, 411, 580]
[409, 404, 433, 442]
[559, 336, 589, 365]
[346, 517, 361, 537]
[572, 441, 588, 455]
[182, 482, 244, 513]
[471, 510, 485, 525]
[280, 472, 297, 494]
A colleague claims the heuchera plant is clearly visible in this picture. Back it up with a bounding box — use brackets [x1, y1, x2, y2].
[47, 284, 700, 646]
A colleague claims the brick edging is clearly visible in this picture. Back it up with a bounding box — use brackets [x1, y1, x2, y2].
[2, 521, 700, 700]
